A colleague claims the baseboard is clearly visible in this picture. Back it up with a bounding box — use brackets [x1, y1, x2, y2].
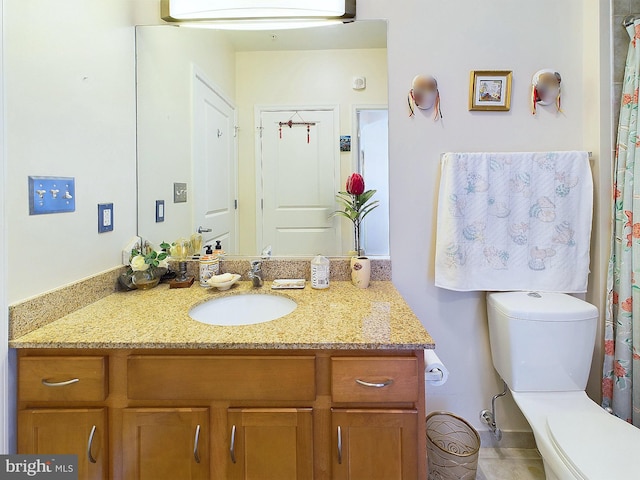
[478, 430, 537, 449]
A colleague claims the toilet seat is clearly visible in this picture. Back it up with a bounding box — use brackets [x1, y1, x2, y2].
[512, 391, 640, 479]
[547, 411, 640, 479]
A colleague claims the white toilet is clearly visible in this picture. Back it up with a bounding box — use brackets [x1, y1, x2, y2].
[487, 291, 640, 480]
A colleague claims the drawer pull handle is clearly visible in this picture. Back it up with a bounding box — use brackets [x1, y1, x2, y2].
[337, 425, 343, 464]
[87, 425, 97, 464]
[42, 378, 80, 387]
[355, 378, 393, 388]
[230, 425, 237, 464]
[193, 425, 201, 464]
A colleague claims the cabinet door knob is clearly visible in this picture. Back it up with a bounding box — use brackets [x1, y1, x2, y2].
[355, 378, 394, 388]
[41, 378, 80, 387]
[87, 425, 97, 464]
[337, 425, 343, 464]
[230, 425, 237, 464]
[193, 424, 201, 464]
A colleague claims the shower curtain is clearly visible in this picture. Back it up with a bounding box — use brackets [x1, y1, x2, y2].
[603, 20, 640, 427]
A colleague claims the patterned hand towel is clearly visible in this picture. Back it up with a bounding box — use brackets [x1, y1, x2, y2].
[435, 151, 592, 292]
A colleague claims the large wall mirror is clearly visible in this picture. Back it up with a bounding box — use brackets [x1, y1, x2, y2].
[136, 21, 388, 257]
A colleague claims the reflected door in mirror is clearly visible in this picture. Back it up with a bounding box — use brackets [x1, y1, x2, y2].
[193, 72, 237, 252]
[259, 108, 340, 256]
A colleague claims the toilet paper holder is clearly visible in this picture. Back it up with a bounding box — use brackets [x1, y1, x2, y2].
[424, 349, 449, 387]
[425, 368, 444, 382]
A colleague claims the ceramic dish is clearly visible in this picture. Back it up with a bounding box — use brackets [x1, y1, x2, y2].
[206, 273, 241, 291]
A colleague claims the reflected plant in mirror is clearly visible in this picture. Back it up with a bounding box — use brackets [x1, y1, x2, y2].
[136, 21, 389, 256]
[332, 173, 379, 256]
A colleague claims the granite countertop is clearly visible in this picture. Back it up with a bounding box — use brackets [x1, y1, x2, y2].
[9, 281, 434, 350]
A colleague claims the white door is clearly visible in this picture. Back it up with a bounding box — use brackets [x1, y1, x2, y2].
[257, 108, 340, 256]
[192, 70, 237, 253]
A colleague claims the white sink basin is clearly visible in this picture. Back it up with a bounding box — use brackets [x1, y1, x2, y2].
[189, 294, 297, 326]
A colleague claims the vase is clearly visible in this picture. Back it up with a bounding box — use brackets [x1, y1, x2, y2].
[350, 256, 371, 289]
[118, 271, 136, 291]
[132, 267, 161, 290]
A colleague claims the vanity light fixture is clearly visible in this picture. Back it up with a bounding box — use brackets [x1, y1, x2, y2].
[161, 0, 356, 30]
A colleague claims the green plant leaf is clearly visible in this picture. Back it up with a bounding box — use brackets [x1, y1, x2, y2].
[358, 189, 377, 205]
[331, 211, 351, 220]
[360, 203, 379, 221]
[332, 185, 377, 227]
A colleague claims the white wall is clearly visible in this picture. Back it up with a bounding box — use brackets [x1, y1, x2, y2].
[0, 0, 8, 453]
[356, 0, 605, 432]
[136, 26, 236, 248]
[235, 48, 388, 254]
[5, 0, 138, 303]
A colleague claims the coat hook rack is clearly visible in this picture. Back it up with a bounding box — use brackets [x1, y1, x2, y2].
[278, 118, 317, 143]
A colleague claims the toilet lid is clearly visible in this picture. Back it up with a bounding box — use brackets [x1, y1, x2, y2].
[547, 411, 640, 479]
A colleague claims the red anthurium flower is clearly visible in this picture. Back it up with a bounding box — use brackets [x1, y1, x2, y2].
[346, 173, 365, 195]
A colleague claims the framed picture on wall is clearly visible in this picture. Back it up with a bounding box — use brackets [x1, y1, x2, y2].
[469, 70, 512, 111]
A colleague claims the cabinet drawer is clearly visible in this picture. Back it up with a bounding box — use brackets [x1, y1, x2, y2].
[19, 356, 108, 402]
[128, 355, 316, 401]
[331, 357, 418, 403]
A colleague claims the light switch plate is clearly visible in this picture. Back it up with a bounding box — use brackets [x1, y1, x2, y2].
[29, 176, 75, 215]
[174, 183, 187, 203]
[98, 203, 114, 233]
[156, 200, 165, 222]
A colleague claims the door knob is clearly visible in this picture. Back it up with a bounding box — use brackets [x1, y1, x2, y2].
[197, 226, 212, 233]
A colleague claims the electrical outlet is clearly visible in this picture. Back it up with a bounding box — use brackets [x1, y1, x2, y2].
[156, 200, 165, 222]
[174, 183, 187, 203]
[98, 203, 113, 233]
[29, 176, 75, 215]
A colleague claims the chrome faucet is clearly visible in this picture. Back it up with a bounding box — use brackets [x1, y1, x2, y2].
[248, 260, 264, 287]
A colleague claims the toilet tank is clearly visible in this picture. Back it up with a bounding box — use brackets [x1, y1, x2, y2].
[487, 292, 598, 392]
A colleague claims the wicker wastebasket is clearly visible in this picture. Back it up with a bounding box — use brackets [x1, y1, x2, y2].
[426, 411, 480, 480]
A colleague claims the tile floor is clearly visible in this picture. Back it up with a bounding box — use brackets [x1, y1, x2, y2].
[476, 448, 546, 480]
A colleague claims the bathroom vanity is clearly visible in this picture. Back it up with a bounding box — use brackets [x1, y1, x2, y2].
[10, 281, 433, 480]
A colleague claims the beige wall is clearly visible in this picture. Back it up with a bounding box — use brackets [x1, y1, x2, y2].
[5, 0, 138, 303]
[136, 26, 236, 247]
[235, 48, 388, 254]
[583, 0, 612, 410]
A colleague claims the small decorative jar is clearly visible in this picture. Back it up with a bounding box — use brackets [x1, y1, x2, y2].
[350, 256, 371, 289]
[118, 271, 136, 291]
[132, 267, 161, 290]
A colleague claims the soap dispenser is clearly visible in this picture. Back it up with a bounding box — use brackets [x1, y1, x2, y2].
[311, 254, 330, 289]
[199, 245, 220, 287]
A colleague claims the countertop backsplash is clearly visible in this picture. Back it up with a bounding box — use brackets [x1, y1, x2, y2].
[9, 266, 125, 340]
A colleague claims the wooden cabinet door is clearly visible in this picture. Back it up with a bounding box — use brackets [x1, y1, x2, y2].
[18, 408, 107, 480]
[227, 408, 313, 480]
[332, 409, 418, 480]
[122, 408, 209, 480]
